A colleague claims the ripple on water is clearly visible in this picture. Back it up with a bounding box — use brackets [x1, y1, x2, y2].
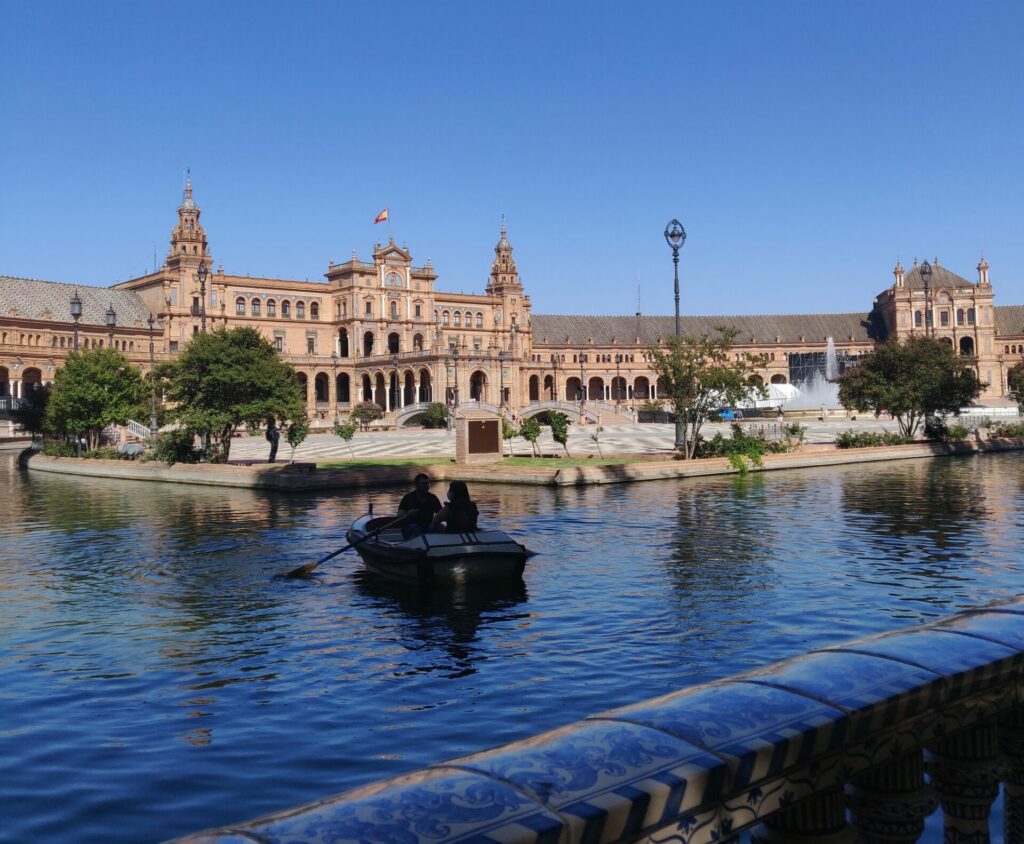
[1, 453, 1023, 842]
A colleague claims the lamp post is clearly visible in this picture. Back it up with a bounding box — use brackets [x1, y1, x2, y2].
[615, 354, 622, 407]
[105, 305, 116, 346]
[919, 260, 933, 338]
[70, 291, 82, 350]
[195, 261, 209, 333]
[550, 354, 559, 401]
[445, 356, 453, 431]
[452, 346, 460, 412]
[391, 354, 399, 413]
[578, 351, 587, 423]
[498, 350, 507, 407]
[147, 314, 158, 439]
[331, 351, 339, 424]
[664, 218, 687, 449]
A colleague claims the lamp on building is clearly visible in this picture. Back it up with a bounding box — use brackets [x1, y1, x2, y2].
[919, 260, 933, 338]
[498, 350, 507, 407]
[664, 218, 686, 450]
[147, 314, 158, 439]
[195, 261, 209, 333]
[105, 305, 117, 346]
[70, 291, 82, 351]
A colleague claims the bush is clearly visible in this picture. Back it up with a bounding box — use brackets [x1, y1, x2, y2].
[145, 428, 201, 465]
[351, 401, 384, 430]
[924, 417, 972, 443]
[83, 447, 121, 460]
[992, 421, 1024, 438]
[420, 402, 448, 429]
[836, 430, 914, 449]
[41, 440, 77, 458]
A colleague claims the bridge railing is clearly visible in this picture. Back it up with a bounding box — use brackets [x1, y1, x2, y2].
[176, 598, 1024, 843]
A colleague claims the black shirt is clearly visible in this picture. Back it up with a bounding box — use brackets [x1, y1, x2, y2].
[398, 491, 442, 529]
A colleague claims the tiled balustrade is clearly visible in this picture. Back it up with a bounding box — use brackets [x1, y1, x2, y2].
[174, 598, 1024, 843]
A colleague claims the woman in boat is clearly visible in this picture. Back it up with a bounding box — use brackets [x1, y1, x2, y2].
[430, 481, 480, 534]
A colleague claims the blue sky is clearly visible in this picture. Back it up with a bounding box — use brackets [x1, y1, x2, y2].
[2, 1, 1022, 316]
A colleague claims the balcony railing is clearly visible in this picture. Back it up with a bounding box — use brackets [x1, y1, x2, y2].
[174, 597, 1024, 843]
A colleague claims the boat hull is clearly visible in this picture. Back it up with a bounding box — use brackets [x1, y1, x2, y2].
[347, 516, 532, 585]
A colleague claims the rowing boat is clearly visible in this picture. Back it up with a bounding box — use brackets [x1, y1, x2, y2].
[346, 514, 535, 585]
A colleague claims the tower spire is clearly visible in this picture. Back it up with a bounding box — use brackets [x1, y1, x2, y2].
[487, 217, 520, 295]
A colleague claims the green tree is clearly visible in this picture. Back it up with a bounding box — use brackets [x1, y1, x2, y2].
[838, 336, 984, 438]
[350, 401, 383, 431]
[501, 417, 517, 456]
[286, 416, 310, 463]
[648, 327, 768, 459]
[549, 411, 570, 457]
[11, 384, 50, 442]
[420, 402, 448, 429]
[44, 348, 149, 451]
[519, 417, 541, 457]
[156, 327, 304, 461]
[333, 420, 358, 458]
[1008, 361, 1024, 406]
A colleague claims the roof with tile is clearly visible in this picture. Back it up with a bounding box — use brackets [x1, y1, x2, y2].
[531, 312, 881, 347]
[0, 276, 154, 328]
[900, 263, 974, 290]
[996, 305, 1024, 338]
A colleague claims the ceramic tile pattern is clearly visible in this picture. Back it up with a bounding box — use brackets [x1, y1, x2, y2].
[174, 601, 1024, 844]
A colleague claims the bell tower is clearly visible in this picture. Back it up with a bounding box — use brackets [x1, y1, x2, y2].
[486, 218, 522, 296]
[167, 173, 209, 270]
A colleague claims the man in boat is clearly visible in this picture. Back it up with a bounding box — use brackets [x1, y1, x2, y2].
[397, 473, 443, 539]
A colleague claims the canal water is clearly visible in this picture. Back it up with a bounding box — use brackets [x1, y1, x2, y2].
[2, 452, 1023, 843]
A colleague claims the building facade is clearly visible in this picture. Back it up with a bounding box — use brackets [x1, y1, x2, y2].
[2, 181, 1023, 419]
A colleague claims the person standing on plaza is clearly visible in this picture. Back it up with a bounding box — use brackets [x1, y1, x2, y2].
[397, 473, 443, 539]
[266, 418, 280, 463]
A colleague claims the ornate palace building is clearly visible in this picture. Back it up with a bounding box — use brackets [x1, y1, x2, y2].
[2, 180, 1023, 421]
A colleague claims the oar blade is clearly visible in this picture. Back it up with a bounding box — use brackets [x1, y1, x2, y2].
[285, 561, 319, 579]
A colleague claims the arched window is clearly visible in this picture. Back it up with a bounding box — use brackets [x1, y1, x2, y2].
[251, 299, 261, 316]
[296, 302, 305, 319]
[413, 333, 423, 351]
[442, 311, 450, 326]
[940, 310, 949, 326]
[310, 303, 319, 320]
[282, 300, 291, 317]
[390, 300, 398, 318]
[236, 297, 246, 315]
[914, 311, 922, 327]
[476, 312, 483, 328]
[267, 299, 276, 317]
[365, 300, 373, 316]
[957, 308, 965, 326]
[464, 311, 473, 326]
[454, 312, 461, 326]
[967, 308, 976, 326]
[1005, 345, 1010, 354]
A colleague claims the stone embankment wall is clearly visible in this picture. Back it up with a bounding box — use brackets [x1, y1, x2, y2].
[174, 598, 1024, 843]
[24, 439, 1024, 490]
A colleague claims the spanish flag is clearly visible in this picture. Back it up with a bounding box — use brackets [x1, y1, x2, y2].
[374, 208, 389, 224]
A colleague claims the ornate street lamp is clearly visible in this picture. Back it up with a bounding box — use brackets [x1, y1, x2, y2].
[550, 354, 559, 401]
[919, 260, 933, 338]
[578, 351, 587, 422]
[498, 350, 507, 407]
[391, 354, 400, 413]
[146, 313, 160, 440]
[615, 353, 623, 407]
[445, 356, 453, 431]
[70, 291, 82, 350]
[195, 261, 209, 333]
[451, 346, 460, 411]
[664, 218, 687, 449]
[331, 351, 339, 424]
[105, 304, 116, 346]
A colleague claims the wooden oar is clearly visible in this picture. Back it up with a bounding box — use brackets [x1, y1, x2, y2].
[284, 515, 406, 578]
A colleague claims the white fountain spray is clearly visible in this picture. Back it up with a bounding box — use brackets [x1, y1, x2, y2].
[788, 336, 842, 409]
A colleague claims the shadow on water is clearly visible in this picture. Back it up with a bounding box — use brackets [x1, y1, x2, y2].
[351, 571, 529, 680]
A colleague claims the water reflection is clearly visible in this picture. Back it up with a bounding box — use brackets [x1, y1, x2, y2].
[352, 571, 529, 680]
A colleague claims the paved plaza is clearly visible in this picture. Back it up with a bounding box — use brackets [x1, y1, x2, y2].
[230, 416, 910, 463]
